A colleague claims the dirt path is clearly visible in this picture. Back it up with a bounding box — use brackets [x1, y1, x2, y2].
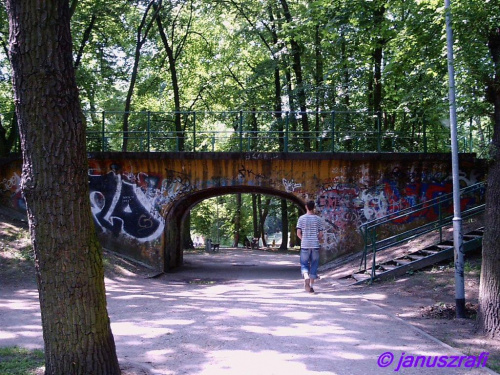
[0, 248, 497, 374]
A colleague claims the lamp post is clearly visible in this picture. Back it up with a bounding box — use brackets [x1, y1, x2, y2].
[444, 0, 465, 318]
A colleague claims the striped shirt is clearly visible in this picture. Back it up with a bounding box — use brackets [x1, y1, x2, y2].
[296, 214, 324, 248]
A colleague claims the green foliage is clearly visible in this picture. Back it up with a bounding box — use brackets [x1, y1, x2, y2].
[0, 0, 497, 155]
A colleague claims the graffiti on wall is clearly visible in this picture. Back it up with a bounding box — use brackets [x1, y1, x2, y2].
[89, 169, 165, 242]
[0, 172, 25, 211]
[314, 165, 484, 257]
[88, 164, 201, 242]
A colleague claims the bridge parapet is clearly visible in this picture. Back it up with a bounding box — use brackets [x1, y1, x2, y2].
[0, 152, 486, 271]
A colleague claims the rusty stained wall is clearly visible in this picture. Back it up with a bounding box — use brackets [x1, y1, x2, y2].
[0, 153, 486, 270]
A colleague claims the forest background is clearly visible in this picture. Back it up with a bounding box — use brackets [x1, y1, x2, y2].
[0, 0, 498, 247]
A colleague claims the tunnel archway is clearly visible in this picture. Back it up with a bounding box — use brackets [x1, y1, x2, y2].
[163, 186, 306, 271]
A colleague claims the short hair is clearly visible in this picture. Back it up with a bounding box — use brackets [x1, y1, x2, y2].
[306, 200, 315, 211]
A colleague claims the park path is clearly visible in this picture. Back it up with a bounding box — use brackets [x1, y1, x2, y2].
[0, 248, 496, 374]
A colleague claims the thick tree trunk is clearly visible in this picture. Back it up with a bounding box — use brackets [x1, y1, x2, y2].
[6, 1, 121, 374]
[479, 27, 500, 339]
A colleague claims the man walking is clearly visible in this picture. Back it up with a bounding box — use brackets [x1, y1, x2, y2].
[296, 200, 324, 293]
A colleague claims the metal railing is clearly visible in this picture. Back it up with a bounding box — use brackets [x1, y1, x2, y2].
[81, 110, 490, 154]
[0, 110, 490, 154]
[359, 181, 486, 279]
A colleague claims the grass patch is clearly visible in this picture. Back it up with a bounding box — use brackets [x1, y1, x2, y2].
[0, 347, 44, 375]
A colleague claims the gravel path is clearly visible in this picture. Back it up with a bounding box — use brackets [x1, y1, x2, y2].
[0, 248, 496, 374]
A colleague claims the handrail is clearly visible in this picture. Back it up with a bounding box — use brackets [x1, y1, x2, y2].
[0, 110, 490, 154]
[359, 181, 486, 277]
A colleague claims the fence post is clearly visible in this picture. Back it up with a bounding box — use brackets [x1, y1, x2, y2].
[331, 111, 335, 153]
[193, 111, 196, 152]
[239, 110, 243, 152]
[371, 230, 377, 281]
[438, 200, 443, 243]
[147, 111, 151, 152]
[423, 116, 428, 153]
[377, 111, 382, 152]
[101, 111, 105, 152]
[285, 111, 289, 152]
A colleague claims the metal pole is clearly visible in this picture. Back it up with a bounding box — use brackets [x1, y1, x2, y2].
[377, 111, 382, 152]
[444, 0, 465, 318]
[193, 111, 196, 152]
[101, 111, 105, 152]
[331, 111, 335, 153]
[147, 111, 151, 153]
[239, 110, 243, 152]
[285, 111, 289, 152]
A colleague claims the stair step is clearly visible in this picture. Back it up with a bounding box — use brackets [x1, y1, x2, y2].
[394, 258, 413, 265]
[418, 249, 440, 255]
[435, 245, 454, 250]
[379, 264, 398, 271]
[464, 235, 482, 240]
[407, 254, 426, 261]
[352, 273, 371, 282]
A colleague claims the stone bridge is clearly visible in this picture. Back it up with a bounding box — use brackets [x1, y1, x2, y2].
[0, 152, 485, 272]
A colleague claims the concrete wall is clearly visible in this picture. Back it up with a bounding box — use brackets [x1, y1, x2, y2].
[0, 152, 486, 271]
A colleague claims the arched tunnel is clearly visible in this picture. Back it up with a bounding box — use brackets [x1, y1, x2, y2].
[163, 186, 306, 271]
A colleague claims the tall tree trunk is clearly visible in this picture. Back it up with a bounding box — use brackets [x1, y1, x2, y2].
[258, 196, 271, 247]
[6, 0, 121, 373]
[279, 199, 288, 250]
[252, 194, 258, 238]
[156, 12, 185, 150]
[279, 0, 310, 151]
[479, 27, 500, 339]
[233, 193, 242, 247]
[341, 29, 350, 109]
[369, 3, 386, 116]
[182, 211, 193, 249]
[74, 13, 97, 71]
[268, 5, 284, 151]
[314, 24, 324, 151]
[122, 1, 160, 151]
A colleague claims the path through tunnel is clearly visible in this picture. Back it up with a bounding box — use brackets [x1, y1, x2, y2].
[163, 186, 306, 272]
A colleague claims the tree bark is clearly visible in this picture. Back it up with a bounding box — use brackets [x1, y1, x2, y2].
[479, 27, 500, 339]
[6, 0, 121, 373]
